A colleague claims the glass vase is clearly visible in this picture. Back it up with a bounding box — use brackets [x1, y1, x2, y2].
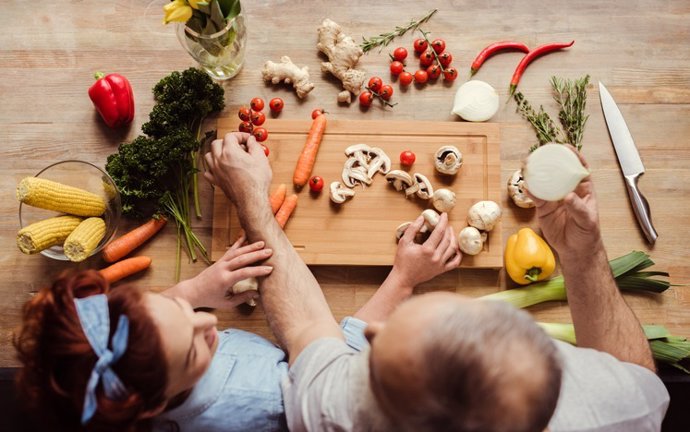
[176, 13, 247, 81]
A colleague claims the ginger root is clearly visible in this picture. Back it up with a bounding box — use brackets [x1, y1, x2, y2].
[317, 19, 366, 104]
[262, 56, 315, 99]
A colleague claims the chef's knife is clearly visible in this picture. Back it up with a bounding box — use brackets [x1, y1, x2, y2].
[598, 82, 658, 244]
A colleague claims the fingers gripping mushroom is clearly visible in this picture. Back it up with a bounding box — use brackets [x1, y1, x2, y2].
[396, 221, 428, 242]
[432, 188, 456, 213]
[414, 173, 434, 200]
[330, 181, 355, 203]
[508, 169, 535, 209]
[435, 145, 463, 175]
[467, 201, 502, 232]
[232, 278, 259, 307]
[422, 209, 441, 231]
[458, 227, 487, 256]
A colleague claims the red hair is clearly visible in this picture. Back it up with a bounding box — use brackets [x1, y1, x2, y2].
[14, 270, 168, 432]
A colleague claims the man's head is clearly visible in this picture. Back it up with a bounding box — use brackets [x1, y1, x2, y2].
[365, 292, 562, 432]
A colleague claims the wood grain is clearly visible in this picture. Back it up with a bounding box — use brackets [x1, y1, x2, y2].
[1, 0, 689, 367]
[212, 119, 503, 267]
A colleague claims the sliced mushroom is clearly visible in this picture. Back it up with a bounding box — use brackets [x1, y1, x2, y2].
[367, 147, 391, 178]
[508, 169, 535, 209]
[432, 189, 456, 213]
[231, 278, 258, 307]
[330, 181, 356, 204]
[414, 173, 434, 200]
[458, 227, 487, 256]
[395, 222, 412, 240]
[342, 158, 372, 188]
[435, 145, 463, 175]
[404, 182, 420, 198]
[422, 209, 441, 231]
[345, 143, 372, 168]
[385, 170, 414, 192]
[467, 200, 502, 232]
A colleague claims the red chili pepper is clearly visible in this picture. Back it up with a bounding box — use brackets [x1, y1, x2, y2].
[509, 41, 575, 95]
[470, 41, 530, 76]
[88, 72, 135, 128]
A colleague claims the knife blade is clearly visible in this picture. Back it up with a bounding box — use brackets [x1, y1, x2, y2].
[599, 82, 658, 244]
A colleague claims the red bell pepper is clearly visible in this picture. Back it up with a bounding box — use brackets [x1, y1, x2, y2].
[88, 72, 135, 128]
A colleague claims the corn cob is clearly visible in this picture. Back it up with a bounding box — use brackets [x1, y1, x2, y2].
[17, 215, 83, 254]
[17, 177, 106, 217]
[64, 217, 106, 262]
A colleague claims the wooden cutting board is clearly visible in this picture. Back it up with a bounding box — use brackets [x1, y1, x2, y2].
[211, 119, 502, 268]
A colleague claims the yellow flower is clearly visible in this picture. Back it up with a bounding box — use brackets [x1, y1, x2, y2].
[188, 0, 205, 9]
[163, 0, 193, 24]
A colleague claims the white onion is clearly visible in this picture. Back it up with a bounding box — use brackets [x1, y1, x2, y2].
[523, 144, 590, 201]
[451, 80, 499, 122]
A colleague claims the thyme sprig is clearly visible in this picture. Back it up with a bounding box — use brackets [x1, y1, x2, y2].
[360, 9, 437, 53]
[514, 92, 563, 152]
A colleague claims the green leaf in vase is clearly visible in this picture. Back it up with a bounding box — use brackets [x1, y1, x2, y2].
[209, 0, 226, 30]
[218, 0, 241, 20]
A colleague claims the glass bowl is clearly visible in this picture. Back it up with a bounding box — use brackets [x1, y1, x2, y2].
[18, 160, 122, 261]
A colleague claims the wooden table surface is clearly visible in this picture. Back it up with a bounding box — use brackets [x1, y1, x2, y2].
[1, 0, 689, 367]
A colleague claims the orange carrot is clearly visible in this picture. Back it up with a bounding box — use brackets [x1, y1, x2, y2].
[275, 194, 298, 229]
[293, 114, 327, 187]
[99, 256, 152, 283]
[270, 183, 287, 214]
[102, 217, 167, 263]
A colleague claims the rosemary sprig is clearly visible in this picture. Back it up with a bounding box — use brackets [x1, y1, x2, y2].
[360, 9, 437, 53]
[551, 75, 590, 151]
[514, 92, 563, 151]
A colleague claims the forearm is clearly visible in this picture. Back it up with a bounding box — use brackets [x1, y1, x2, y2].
[561, 244, 655, 371]
[354, 269, 413, 323]
[161, 279, 200, 307]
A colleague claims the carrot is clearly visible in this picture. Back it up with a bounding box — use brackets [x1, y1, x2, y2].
[99, 256, 152, 283]
[270, 183, 287, 214]
[293, 114, 327, 187]
[275, 194, 298, 229]
[102, 217, 167, 263]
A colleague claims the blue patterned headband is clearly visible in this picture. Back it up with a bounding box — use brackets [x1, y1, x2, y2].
[74, 294, 130, 424]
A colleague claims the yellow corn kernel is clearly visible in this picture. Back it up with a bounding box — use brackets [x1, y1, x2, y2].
[17, 177, 106, 217]
[17, 215, 83, 254]
[64, 217, 106, 262]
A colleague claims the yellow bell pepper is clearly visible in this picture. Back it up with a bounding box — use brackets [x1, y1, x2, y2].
[504, 228, 556, 285]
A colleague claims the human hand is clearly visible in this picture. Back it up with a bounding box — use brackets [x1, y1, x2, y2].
[204, 132, 272, 214]
[390, 213, 462, 288]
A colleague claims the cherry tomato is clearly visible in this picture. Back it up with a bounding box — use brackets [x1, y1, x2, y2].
[399, 71, 414, 86]
[439, 52, 453, 67]
[238, 106, 252, 121]
[431, 38, 446, 54]
[400, 150, 416, 166]
[443, 67, 459, 82]
[359, 91, 374, 107]
[393, 47, 408, 61]
[261, 144, 270, 157]
[253, 127, 268, 142]
[309, 175, 324, 192]
[420, 50, 435, 67]
[311, 108, 326, 119]
[426, 64, 442, 80]
[389, 61, 404, 76]
[269, 98, 284, 113]
[251, 110, 266, 126]
[380, 85, 394, 101]
[368, 76, 383, 93]
[413, 38, 428, 54]
[250, 97, 265, 111]
[239, 121, 253, 133]
[413, 70, 429, 84]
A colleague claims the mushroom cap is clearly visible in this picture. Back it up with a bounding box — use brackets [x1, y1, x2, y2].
[385, 170, 414, 191]
[395, 222, 412, 240]
[422, 209, 441, 231]
[413, 173, 434, 200]
[458, 226, 487, 255]
[330, 181, 356, 203]
[467, 200, 502, 231]
[432, 188, 457, 213]
[367, 147, 391, 178]
[507, 169, 535, 209]
[434, 145, 463, 175]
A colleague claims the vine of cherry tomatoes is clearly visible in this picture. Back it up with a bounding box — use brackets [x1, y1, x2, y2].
[237, 97, 278, 147]
[360, 76, 397, 108]
[388, 34, 458, 88]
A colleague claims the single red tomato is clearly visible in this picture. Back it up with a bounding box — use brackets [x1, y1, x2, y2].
[309, 175, 324, 192]
[261, 144, 270, 157]
[239, 121, 253, 133]
[399, 71, 414, 86]
[420, 50, 435, 67]
[431, 38, 446, 54]
[359, 91, 374, 107]
[439, 52, 453, 67]
[393, 47, 408, 61]
[253, 127, 268, 142]
[400, 150, 416, 166]
[426, 64, 442, 80]
[250, 97, 265, 111]
[443, 67, 459, 81]
[238, 106, 252, 121]
[311, 108, 326, 119]
[413, 38, 428, 54]
[414, 70, 429, 84]
[269, 98, 284, 113]
[251, 110, 266, 126]
[380, 85, 394, 101]
[368, 76, 383, 93]
[389, 61, 404, 76]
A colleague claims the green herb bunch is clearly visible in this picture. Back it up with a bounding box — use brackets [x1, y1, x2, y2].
[106, 68, 224, 278]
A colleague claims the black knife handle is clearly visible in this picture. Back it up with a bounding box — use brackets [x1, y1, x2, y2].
[623, 173, 658, 245]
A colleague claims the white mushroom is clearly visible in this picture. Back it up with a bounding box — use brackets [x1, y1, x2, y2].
[395, 222, 412, 240]
[422, 209, 441, 231]
[467, 200, 502, 232]
[342, 158, 372, 188]
[366, 147, 391, 178]
[414, 173, 434, 200]
[432, 189, 457, 213]
[458, 227, 487, 256]
[330, 181, 356, 204]
[231, 278, 258, 307]
[434, 145, 463, 175]
[385, 170, 415, 192]
[345, 143, 371, 168]
[508, 169, 535, 209]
